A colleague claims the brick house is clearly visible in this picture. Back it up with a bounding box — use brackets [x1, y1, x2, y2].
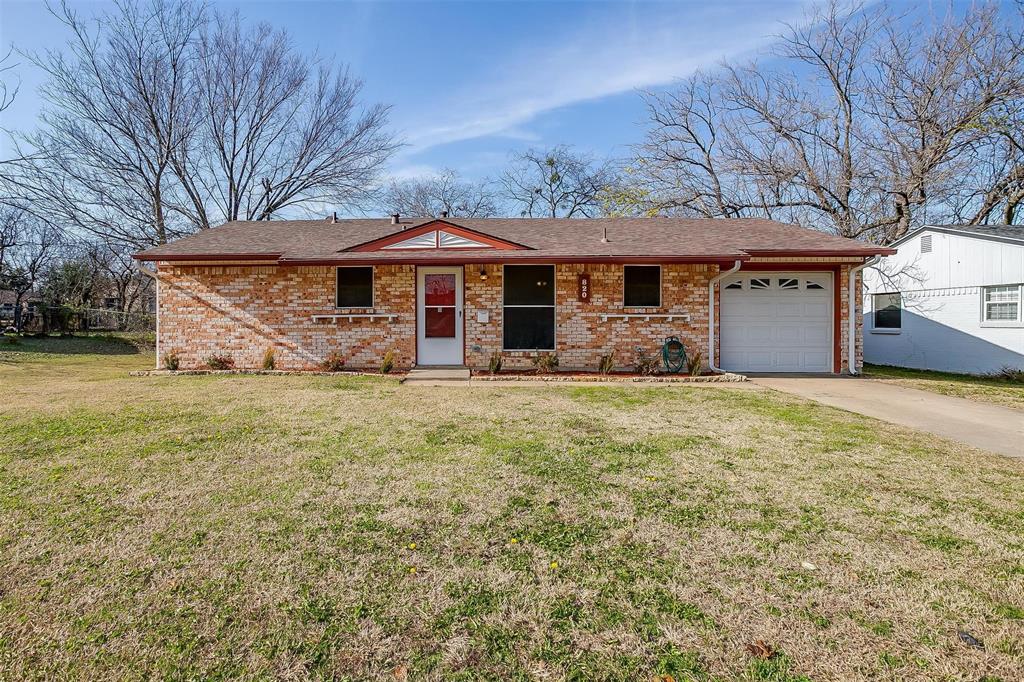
[134, 216, 893, 374]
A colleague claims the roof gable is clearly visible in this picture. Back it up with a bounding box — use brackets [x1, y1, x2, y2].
[347, 220, 529, 252]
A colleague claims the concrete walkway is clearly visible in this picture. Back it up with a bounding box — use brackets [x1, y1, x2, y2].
[750, 376, 1024, 459]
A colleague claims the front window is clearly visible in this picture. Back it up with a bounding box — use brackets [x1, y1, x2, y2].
[336, 267, 373, 308]
[873, 293, 902, 330]
[983, 285, 1021, 323]
[623, 265, 660, 307]
[503, 265, 555, 350]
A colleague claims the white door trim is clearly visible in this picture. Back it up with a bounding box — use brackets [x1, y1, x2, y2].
[416, 266, 464, 366]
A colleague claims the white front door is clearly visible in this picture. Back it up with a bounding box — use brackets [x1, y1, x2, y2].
[416, 266, 464, 366]
[720, 272, 833, 373]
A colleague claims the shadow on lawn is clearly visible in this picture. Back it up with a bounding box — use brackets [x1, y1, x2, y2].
[0, 334, 145, 357]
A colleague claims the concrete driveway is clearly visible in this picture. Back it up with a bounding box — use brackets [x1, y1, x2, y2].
[750, 376, 1024, 459]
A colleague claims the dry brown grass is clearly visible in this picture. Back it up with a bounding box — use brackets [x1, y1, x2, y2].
[1, 337, 1023, 681]
[863, 363, 1024, 410]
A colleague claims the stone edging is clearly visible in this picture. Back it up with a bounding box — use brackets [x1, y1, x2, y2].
[471, 372, 748, 383]
[129, 369, 747, 383]
[129, 369, 403, 378]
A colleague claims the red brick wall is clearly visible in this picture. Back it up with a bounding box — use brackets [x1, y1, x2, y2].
[157, 260, 862, 373]
[464, 263, 714, 371]
[158, 264, 415, 370]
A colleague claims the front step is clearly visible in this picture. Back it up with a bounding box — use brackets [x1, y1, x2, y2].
[402, 367, 471, 384]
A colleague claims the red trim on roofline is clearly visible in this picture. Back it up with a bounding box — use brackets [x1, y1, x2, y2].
[347, 219, 529, 252]
[278, 255, 753, 266]
[135, 250, 889, 264]
[745, 248, 895, 256]
[133, 253, 281, 262]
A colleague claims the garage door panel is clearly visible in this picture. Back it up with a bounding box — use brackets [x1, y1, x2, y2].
[720, 272, 833, 373]
[804, 327, 830, 344]
[776, 327, 801, 344]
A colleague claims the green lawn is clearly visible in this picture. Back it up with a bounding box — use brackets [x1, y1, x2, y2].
[2, 337, 1023, 681]
[863, 363, 1024, 410]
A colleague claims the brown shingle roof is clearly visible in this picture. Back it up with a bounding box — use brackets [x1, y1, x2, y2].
[134, 217, 893, 263]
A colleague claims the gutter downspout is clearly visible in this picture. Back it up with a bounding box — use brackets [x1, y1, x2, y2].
[136, 262, 160, 370]
[847, 255, 881, 375]
[708, 260, 743, 373]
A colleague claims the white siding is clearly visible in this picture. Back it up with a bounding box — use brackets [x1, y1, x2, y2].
[864, 229, 1024, 374]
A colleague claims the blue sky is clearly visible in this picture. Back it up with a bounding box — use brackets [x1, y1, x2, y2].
[0, 0, 816, 182]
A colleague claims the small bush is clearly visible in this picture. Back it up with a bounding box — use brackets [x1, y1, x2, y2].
[532, 353, 559, 374]
[488, 351, 503, 374]
[262, 347, 276, 370]
[163, 351, 180, 371]
[686, 350, 703, 376]
[319, 351, 346, 372]
[988, 365, 1024, 383]
[633, 347, 661, 376]
[598, 352, 615, 375]
[2, 335, 20, 346]
[380, 349, 395, 374]
[205, 354, 234, 370]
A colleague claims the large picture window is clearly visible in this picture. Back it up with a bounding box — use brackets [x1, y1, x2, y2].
[872, 292, 902, 330]
[624, 265, 661, 307]
[336, 267, 373, 308]
[983, 285, 1021, 323]
[503, 265, 555, 350]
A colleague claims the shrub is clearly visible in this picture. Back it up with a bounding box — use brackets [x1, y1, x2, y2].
[262, 347, 276, 370]
[2, 334, 20, 346]
[488, 351, 503, 374]
[988, 365, 1024, 383]
[163, 351, 180, 371]
[380, 349, 395, 374]
[319, 351, 346, 372]
[532, 353, 559, 374]
[598, 352, 615, 375]
[633, 347, 661, 376]
[686, 350, 703, 376]
[205, 354, 234, 370]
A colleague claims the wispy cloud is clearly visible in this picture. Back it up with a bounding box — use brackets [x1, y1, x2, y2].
[401, 2, 809, 154]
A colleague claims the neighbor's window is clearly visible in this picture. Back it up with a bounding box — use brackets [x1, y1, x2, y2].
[624, 265, 661, 307]
[873, 292, 902, 330]
[983, 285, 1021, 323]
[336, 267, 373, 308]
[503, 265, 555, 350]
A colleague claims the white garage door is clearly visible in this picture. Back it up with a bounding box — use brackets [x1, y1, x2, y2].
[721, 272, 833, 373]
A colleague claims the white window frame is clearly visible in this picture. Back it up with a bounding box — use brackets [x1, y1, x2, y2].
[980, 283, 1023, 328]
[501, 264, 556, 352]
[622, 264, 662, 308]
[871, 292, 902, 334]
[335, 266, 374, 309]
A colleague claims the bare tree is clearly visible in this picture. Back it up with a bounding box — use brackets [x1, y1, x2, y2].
[9, 1, 396, 247]
[0, 214, 62, 331]
[0, 205, 27, 277]
[383, 168, 498, 218]
[500, 145, 616, 218]
[0, 47, 19, 114]
[86, 241, 153, 314]
[172, 12, 397, 227]
[637, 1, 1024, 239]
[13, 0, 205, 247]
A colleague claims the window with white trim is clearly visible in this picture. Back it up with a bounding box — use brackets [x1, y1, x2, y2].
[623, 265, 660, 307]
[336, 267, 373, 308]
[503, 265, 555, 350]
[983, 285, 1021, 323]
[872, 292, 902, 330]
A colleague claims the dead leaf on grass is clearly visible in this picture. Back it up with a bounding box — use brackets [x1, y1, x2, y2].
[745, 639, 777, 659]
[393, 665, 408, 680]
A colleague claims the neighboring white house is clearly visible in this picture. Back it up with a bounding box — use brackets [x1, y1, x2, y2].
[863, 225, 1024, 374]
